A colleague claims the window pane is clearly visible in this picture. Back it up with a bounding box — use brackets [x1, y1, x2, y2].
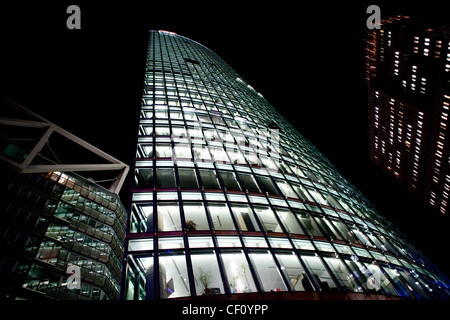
[130, 203, 153, 233]
[190, 250, 224, 295]
[243, 237, 268, 248]
[199, 170, 220, 189]
[207, 203, 236, 231]
[179, 168, 199, 189]
[291, 184, 313, 202]
[183, 202, 209, 231]
[155, 109, 168, 119]
[323, 257, 360, 292]
[155, 144, 172, 158]
[382, 265, 414, 298]
[315, 216, 340, 240]
[193, 145, 211, 162]
[397, 268, 431, 299]
[307, 188, 328, 205]
[216, 236, 241, 247]
[155, 126, 170, 136]
[128, 239, 154, 251]
[139, 125, 153, 136]
[332, 220, 359, 243]
[227, 148, 245, 164]
[136, 144, 153, 158]
[275, 208, 304, 235]
[221, 250, 257, 293]
[255, 176, 280, 196]
[158, 251, 190, 298]
[188, 236, 214, 248]
[210, 146, 229, 163]
[253, 206, 282, 233]
[248, 250, 287, 292]
[134, 168, 153, 188]
[219, 171, 241, 191]
[172, 126, 188, 140]
[301, 254, 338, 291]
[158, 237, 184, 249]
[275, 252, 313, 291]
[238, 173, 261, 193]
[296, 211, 324, 237]
[156, 168, 176, 188]
[325, 194, 344, 210]
[174, 144, 192, 159]
[125, 255, 153, 300]
[230, 204, 260, 232]
[276, 180, 298, 199]
[157, 202, 182, 231]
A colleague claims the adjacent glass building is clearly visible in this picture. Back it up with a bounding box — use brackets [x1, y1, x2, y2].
[121, 30, 450, 300]
[0, 97, 129, 300]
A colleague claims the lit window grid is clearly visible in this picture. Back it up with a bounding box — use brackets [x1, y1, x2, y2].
[369, 91, 432, 181]
[123, 31, 450, 299]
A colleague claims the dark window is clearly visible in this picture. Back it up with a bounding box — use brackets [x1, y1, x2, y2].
[199, 170, 220, 189]
[178, 168, 199, 189]
[156, 168, 176, 188]
[255, 176, 280, 196]
[134, 169, 153, 188]
[218, 171, 241, 191]
[238, 173, 261, 193]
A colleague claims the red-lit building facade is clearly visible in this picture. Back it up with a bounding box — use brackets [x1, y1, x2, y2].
[367, 15, 450, 216]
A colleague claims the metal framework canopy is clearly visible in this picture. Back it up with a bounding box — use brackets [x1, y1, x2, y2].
[0, 96, 129, 194]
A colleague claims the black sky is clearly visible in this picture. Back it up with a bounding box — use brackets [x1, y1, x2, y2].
[1, 1, 449, 277]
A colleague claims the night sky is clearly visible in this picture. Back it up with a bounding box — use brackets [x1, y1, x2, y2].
[1, 2, 449, 277]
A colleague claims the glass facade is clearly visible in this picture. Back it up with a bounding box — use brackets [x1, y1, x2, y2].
[122, 30, 450, 300]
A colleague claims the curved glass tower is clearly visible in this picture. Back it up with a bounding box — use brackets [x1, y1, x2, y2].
[121, 30, 450, 300]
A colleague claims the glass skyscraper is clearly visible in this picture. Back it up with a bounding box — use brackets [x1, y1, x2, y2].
[121, 30, 450, 300]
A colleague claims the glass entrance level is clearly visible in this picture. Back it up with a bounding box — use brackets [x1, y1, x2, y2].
[121, 30, 450, 300]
